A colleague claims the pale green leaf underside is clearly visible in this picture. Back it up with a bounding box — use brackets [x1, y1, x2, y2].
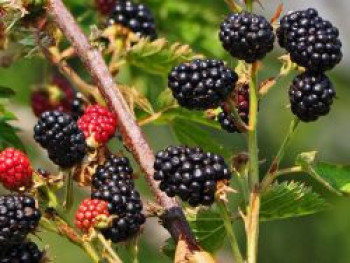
[260, 181, 328, 221]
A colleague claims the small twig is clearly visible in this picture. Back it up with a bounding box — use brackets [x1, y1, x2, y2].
[63, 169, 74, 211]
[261, 166, 304, 192]
[261, 117, 300, 191]
[246, 191, 260, 263]
[42, 211, 100, 262]
[216, 199, 244, 263]
[248, 62, 259, 189]
[226, 99, 250, 132]
[246, 61, 260, 263]
[96, 232, 123, 263]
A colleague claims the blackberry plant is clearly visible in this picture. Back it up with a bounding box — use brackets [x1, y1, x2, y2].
[0, 0, 348, 262]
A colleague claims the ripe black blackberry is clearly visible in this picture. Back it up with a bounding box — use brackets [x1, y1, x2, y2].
[217, 83, 250, 133]
[154, 146, 231, 207]
[219, 12, 275, 63]
[277, 8, 342, 72]
[70, 93, 87, 121]
[91, 182, 145, 242]
[1, 240, 44, 263]
[0, 195, 41, 244]
[289, 71, 336, 122]
[33, 111, 87, 168]
[107, 0, 157, 40]
[92, 155, 134, 190]
[168, 59, 238, 110]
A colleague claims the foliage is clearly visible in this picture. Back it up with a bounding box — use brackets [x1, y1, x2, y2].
[0, 0, 349, 262]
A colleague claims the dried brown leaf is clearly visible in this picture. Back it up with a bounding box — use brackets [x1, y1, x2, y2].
[259, 77, 277, 96]
[270, 4, 284, 24]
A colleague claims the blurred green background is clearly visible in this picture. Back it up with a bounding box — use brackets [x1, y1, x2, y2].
[0, 0, 350, 262]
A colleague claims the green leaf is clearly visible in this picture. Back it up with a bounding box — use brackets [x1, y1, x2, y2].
[161, 238, 176, 258]
[260, 181, 328, 221]
[311, 163, 350, 195]
[126, 38, 199, 76]
[172, 118, 227, 157]
[0, 111, 18, 122]
[0, 121, 25, 151]
[0, 86, 16, 98]
[296, 152, 350, 195]
[157, 107, 221, 130]
[186, 208, 226, 253]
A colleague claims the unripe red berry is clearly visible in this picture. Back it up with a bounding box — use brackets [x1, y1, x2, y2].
[95, 0, 117, 15]
[0, 148, 33, 191]
[31, 74, 75, 117]
[75, 199, 110, 233]
[77, 105, 118, 145]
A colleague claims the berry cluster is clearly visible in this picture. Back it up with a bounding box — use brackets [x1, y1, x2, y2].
[77, 105, 117, 145]
[31, 74, 75, 118]
[217, 83, 250, 133]
[219, 12, 275, 63]
[1, 241, 44, 263]
[95, 0, 116, 15]
[108, 0, 157, 40]
[75, 199, 110, 233]
[168, 59, 238, 110]
[154, 146, 231, 207]
[89, 156, 145, 242]
[277, 8, 341, 122]
[0, 195, 41, 244]
[289, 71, 336, 122]
[277, 8, 342, 72]
[34, 111, 87, 168]
[0, 148, 33, 191]
[92, 155, 134, 189]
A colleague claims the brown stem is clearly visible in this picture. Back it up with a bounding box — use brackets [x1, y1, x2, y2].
[46, 0, 196, 247]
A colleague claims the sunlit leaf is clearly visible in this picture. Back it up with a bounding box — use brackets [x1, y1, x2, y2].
[126, 38, 200, 75]
[186, 208, 226, 253]
[260, 181, 328, 221]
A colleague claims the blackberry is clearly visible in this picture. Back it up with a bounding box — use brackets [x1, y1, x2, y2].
[70, 93, 87, 121]
[92, 155, 134, 190]
[219, 12, 275, 63]
[154, 146, 231, 207]
[217, 83, 250, 133]
[168, 59, 238, 110]
[277, 8, 342, 72]
[289, 71, 336, 122]
[1, 241, 44, 263]
[33, 111, 87, 168]
[0, 195, 41, 244]
[108, 0, 157, 40]
[91, 182, 145, 242]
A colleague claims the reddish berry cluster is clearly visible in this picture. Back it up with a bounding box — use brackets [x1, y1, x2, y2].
[75, 199, 110, 233]
[95, 0, 116, 15]
[78, 105, 118, 145]
[0, 148, 33, 191]
[31, 74, 75, 118]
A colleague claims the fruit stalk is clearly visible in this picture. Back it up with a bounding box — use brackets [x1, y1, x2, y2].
[46, 0, 197, 247]
[217, 199, 244, 263]
[261, 117, 300, 191]
[247, 62, 260, 263]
